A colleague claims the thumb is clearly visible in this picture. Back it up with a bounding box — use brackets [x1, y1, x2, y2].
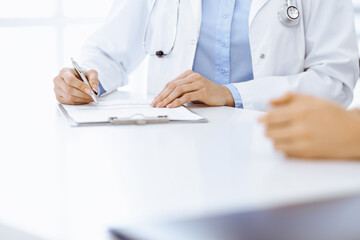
[84, 70, 99, 93]
[270, 93, 296, 106]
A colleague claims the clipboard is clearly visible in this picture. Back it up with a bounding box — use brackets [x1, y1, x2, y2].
[58, 104, 208, 127]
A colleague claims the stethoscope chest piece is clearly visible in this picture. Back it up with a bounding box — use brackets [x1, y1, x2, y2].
[278, 2, 300, 27]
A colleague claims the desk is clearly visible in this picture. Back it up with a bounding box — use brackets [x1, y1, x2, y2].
[1, 91, 360, 240]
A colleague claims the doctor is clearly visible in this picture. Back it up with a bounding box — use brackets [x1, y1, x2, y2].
[53, 0, 359, 111]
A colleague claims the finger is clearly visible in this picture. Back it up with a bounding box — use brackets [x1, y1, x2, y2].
[61, 69, 93, 96]
[84, 70, 99, 93]
[260, 107, 297, 125]
[160, 83, 200, 108]
[55, 86, 92, 105]
[171, 70, 194, 82]
[55, 85, 92, 102]
[270, 93, 296, 106]
[55, 77, 93, 101]
[275, 141, 310, 159]
[167, 92, 198, 108]
[273, 141, 295, 153]
[151, 70, 194, 106]
[273, 141, 301, 156]
[152, 75, 195, 107]
[266, 126, 295, 141]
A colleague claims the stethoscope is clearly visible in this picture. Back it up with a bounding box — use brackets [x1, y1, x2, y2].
[278, 0, 300, 27]
[143, 0, 181, 58]
[143, 0, 300, 59]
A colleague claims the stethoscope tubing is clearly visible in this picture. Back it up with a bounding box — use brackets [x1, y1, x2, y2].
[143, 0, 181, 57]
[143, 0, 300, 58]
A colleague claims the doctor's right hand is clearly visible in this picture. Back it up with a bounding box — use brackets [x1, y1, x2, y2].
[53, 68, 99, 105]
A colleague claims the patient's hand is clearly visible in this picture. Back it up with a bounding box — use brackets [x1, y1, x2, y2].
[259, 93, 360, 159]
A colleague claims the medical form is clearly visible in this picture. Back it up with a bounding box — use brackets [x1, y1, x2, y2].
[60, 99, 206, 126]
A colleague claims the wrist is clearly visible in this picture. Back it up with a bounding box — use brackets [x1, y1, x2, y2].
[222, 86, 235, 107]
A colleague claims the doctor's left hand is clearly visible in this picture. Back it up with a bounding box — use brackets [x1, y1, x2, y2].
[151, 70, 235, 108]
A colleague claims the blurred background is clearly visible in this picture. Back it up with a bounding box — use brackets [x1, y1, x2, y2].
[0, 0, 360, 107]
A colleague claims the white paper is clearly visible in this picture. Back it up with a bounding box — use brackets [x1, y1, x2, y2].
[62, 99, 204, 123]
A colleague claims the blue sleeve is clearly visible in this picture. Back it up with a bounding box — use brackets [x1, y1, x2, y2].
[225, 84, 243, 109]
[98, 81, 106, 96]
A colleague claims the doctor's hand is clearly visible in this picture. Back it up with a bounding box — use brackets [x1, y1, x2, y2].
[259, 93, 360, 159]
[53, 68, 99, 105]
[151, 70, 235, 108]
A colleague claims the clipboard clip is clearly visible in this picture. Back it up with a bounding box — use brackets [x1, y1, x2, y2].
[109, 114, 170, 125]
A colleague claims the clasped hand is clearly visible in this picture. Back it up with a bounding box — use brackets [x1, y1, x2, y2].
[151, 70, 235, 108]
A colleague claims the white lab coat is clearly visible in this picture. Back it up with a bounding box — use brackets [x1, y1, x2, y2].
[80, 0, 359, 111]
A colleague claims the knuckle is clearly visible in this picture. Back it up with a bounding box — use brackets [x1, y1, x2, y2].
[60, 68, 70, 75]
[197, 81, 205, 88]
[185, 69, 193, 75]
[192, 73, 201, 79]
[63, 85, 72, 93]
[174, 98, 182, 105]
[168, 82, 177, 89]
[63, 75, 73, 85]
[88, 69, 98, 78]
[199, 88, 207, 98]
[183, 94, 191, 102]
[175, 86, 184, 94]
[173, 90, 181, 97]
[80, 85, 87, 92]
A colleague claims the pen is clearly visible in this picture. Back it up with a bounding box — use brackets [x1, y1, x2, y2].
[71, 58, 98, 104]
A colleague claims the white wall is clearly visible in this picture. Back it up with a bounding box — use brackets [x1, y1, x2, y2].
[0, 0, 147, 102]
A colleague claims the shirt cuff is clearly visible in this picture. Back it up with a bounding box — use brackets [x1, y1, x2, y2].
[225, 84, 243, 108]
[98, 81, 106, 96]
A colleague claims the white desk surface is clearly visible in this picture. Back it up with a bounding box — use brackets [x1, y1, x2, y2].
[1, 90, 360, 240]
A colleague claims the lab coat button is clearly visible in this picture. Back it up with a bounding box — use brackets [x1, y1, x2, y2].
[260, 54, 265, 59]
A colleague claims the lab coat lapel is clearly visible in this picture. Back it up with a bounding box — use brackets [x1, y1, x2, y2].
[188, 0, 202, 38]
[249, 0, 270, 27]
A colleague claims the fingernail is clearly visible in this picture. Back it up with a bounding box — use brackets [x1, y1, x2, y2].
[85, 88, 91, 95]
[156, 102, 162, 108]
